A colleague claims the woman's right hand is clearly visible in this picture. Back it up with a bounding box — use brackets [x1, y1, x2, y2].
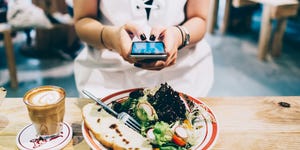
[105, 23, 146, 64]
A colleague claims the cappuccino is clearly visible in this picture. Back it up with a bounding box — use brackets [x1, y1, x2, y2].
[24, 86, 65, 137]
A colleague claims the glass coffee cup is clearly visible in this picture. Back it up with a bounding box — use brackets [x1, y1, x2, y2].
[23, 86, 65, 138]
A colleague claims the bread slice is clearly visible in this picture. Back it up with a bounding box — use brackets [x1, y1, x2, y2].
[82, 103, 153, 150]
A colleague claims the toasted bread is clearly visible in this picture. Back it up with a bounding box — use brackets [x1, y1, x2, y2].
[82, 103, 153, 150]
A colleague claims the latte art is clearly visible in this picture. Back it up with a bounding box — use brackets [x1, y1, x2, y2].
[31, 91, 61, 106]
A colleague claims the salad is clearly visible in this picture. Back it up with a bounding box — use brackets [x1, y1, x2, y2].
[111, 83, 207, 150]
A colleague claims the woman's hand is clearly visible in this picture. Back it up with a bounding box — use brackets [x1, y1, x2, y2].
[134, 26, 182, 70]
[106, 23, 146, 64]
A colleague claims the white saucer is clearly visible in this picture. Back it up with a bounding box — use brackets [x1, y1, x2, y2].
[16, 122, 72, 150]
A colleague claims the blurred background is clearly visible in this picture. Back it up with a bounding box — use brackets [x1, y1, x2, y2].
[0, 0, 300, 97]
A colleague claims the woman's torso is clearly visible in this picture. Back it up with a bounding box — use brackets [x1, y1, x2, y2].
[74, 0, 214, 97]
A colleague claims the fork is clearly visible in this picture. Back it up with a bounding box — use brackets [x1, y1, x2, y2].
[82, 90, 141, 132]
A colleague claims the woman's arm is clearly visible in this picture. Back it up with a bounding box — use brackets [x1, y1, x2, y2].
[73, 0, 106, 49]
[74, 0, 124, 51]
[73, 0, 143, 63]
[182, 0, 210, 46]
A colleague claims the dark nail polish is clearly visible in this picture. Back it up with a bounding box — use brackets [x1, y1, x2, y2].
[149, 35, 156, 41]
[140, 34, 147, 41]
[158, 34, 164, 40]
[149, 34, 156, 41]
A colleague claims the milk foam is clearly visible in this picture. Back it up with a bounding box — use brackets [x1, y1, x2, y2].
[31, 91, 61, 106]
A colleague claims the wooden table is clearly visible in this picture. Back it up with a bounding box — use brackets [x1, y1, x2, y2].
[1, 97, 300, 149]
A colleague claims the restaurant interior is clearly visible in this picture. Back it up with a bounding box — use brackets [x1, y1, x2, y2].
[1, 0, 300, 150]
[0, 0, 300, 97]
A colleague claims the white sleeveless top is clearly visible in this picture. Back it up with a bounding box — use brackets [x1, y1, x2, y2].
[74, 0, 214, 98]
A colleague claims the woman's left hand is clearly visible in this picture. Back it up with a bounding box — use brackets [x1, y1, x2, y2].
[134, 26, 182, 70]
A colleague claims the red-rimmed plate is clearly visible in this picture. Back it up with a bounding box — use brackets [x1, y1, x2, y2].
[82, 88, 219, 150]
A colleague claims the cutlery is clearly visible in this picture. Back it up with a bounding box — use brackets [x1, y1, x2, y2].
[82, 90, 141, 132]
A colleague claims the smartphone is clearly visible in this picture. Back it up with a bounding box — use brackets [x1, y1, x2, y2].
[130, 41, 167, 60]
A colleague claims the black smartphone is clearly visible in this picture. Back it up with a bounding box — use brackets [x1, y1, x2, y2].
[130, 41, 167, 60]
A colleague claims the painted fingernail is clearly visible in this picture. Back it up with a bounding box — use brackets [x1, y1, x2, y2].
[140, 34, 147, 41]
[149, 35, 156, 41]
[158, 34, 164, 40]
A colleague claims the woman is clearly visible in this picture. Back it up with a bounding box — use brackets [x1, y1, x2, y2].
[73, 0, 213, 98]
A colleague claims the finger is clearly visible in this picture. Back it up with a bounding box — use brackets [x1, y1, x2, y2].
[121, 49, 134, 63]
[116, 29, 133, 62]
[134, 60, 166, 70]
[134, 64, 165, 70]
[162, 42, 173, 63]
[124, 23, 147, 41]
[150, 26, 165, 41]
[162, 49, 177, 67]
[146, 67, 165, 71]
[161, 32, 177, 66]
[167, 54, 177, 66]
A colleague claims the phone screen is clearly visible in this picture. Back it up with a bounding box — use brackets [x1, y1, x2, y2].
[130, 41, 166, 59]
[131, 41, 165, 55]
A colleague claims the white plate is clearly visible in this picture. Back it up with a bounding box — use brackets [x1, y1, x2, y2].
[82, 88, 219, 150]
[16, 122, 72, 150]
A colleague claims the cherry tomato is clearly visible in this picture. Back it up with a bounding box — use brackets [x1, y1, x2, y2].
[172, 134, 186, 147]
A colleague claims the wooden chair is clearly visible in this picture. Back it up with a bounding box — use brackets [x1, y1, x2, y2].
[1, 24, 18, 88]
[1, 0, 75, 88]
[255, 0, 299, 60]
[207, 0, 299, 60]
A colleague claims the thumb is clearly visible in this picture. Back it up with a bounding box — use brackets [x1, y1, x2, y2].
[123, 23, 147, 41]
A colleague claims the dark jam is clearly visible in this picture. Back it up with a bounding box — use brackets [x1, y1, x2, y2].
[109, 124, 123, 137]
[122, 138, 130, 144]
[109, 124, 117, 129]
[29, 132, 63, 149]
